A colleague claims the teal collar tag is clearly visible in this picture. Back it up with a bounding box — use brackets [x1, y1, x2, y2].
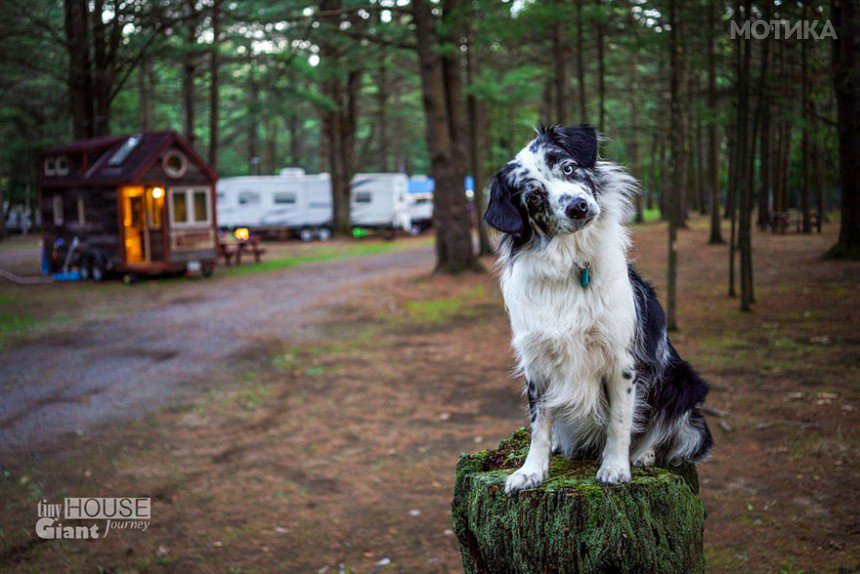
[580, 263, 591, 287]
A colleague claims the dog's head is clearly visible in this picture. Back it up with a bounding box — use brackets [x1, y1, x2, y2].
[485, 125, 623, 240]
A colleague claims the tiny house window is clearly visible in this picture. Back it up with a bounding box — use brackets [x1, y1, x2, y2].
[274, 192, 296, 205]
[193, 191, 208, 222]
[148, 187, 164, 230]
[172, 190, 187, 223]
[354, 191, 372, 204]
[169, 187, 210, 226]
[77, 196, 86, 225]
[238, 191, 260, 205]
[162, 150, 188, 178]
[44, 158, 56, 176]
[56, 156, 69, 176]
[52, 196, 63, 225]
[109, 134, 143, 166]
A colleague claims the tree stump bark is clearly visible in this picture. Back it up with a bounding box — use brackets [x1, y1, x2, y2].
[452, 429, 706, 574]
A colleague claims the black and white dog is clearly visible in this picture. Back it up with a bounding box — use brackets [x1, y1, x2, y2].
[484, 125, 713, 493]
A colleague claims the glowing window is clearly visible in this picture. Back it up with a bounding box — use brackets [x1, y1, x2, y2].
[172, 190, 187, 223]
[193, 191, 208, 222]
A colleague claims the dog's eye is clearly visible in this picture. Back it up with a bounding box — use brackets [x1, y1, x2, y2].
[527, 193, 543, 207]
[561, 164, 576, 175]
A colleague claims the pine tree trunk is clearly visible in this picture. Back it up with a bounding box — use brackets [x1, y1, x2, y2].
[576, 0, 587, 123]
[413, 0, 476, 273]
[827, 0, 860, 259]
[208, 0, 221, 170]
[466, 16, 492, 255]
[552, 0, 569, 125]
[452, 429, 706, 574]
[706, 0, 722, 246]
[666, 0, 686, 331]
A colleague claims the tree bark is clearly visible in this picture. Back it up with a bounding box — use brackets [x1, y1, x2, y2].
[828, 0, 860, 258]
[138, 58, 153, 131]
[412, 0, 476, 273]
[576, 0, 587, 123]
[181, 0, 198, 145]
[800, 9, 812, 234]
[595, 0, 606, 132]
[208, 0, 221, 169]
[466, 15, 492, 255]
[452, 429, 705, 574]
[377, 62, 390, 172]
[552, 0, 569, 125]
[64, 0, 94, 138]
[666, 0, 687, 331]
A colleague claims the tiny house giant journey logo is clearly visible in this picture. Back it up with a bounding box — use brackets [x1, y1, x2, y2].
[36, 498, 151, 540]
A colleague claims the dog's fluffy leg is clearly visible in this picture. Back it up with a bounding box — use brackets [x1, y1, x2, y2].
[596, 364, 635, 484]
[506, 380, 554, 494]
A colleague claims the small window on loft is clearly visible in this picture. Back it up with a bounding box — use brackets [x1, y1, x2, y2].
[44, 158, 56, 176]
[109, 133, 143, 166]
[77, 196, 86, 225]
[56, 156, 69, 176]
[52, 195, 64, 226]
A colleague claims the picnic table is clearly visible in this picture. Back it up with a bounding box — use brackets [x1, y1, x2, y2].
[771, 210, 822, 234]
[217, 233, 267, 266]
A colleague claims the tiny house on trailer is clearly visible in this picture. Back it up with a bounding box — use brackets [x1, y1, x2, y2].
[216, 169, 333, 241]
[39, 131, 218, 281]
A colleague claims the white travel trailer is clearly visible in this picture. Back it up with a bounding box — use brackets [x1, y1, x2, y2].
[217, 169, 333, 240]
[350, 173, 412, 232]
[407, 175, 434, 235]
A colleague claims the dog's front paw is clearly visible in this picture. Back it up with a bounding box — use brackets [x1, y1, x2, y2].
[505, 467, 547, 494]
[632, 449, 656, 468]
[596, 459, 631, 484]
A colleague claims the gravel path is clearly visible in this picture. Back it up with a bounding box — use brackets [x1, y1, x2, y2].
[0, 245, 434, 456]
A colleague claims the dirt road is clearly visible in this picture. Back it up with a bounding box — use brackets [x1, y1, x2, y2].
[0, 245, 434, 455]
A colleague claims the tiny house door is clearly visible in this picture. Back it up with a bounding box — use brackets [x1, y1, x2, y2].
[121, 186, 146, 263]
[121, 186, 165, 264]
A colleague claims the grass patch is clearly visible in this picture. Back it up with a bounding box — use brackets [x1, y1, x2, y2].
[224, 238, 430, 277]
[400, 285, 488, 324]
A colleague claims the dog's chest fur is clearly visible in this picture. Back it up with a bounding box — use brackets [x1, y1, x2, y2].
[500, 230, 636, 418]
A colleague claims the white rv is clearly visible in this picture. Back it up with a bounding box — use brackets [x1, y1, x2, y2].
[407, 175, 434, 235]
[217, 169, 333, 240]
[350, 173, 412, 232]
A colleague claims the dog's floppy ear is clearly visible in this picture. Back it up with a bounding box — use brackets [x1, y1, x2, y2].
[558, 124, 598, 168]
[484, 172, 524, 236]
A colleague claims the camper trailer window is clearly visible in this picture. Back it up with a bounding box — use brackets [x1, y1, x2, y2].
[52, 196, 63, 225]
[193, 190, 208, 222]
[172, 190, 188, 223]
[355, 191, 372, 204]
[77, 196, 86, 225]
[274, 192, 297, 205]
[239, 191, 260, 205]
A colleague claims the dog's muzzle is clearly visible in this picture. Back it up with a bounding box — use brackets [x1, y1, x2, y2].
[564, 198, 596, 222]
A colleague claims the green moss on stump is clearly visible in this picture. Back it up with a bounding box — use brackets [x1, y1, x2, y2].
[452, 428, 705, 574]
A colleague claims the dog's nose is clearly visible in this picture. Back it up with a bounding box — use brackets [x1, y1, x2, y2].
[566, 198, 590, 220]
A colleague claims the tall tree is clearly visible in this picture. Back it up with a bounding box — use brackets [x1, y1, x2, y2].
[827, 0, 860, 259]
[208, 0, 221, 169]
[666, 0, 687, 331]
[412, 0, 476, 272]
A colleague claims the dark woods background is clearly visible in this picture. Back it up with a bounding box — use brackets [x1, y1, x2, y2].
[0, 0, 857, 284]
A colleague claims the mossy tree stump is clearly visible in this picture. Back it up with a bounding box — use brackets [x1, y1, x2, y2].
[452, 429, 705, 574]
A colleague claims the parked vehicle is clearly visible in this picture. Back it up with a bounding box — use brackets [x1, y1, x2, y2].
[350, 173, 411, 233]
[39, 131, 218, 282]
[406, 175, 434, 235]
[217, 169, 332, 241]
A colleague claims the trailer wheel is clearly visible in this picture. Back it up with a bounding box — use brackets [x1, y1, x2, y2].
[299, 228, 314, 242]
[317, 228, 331, 242]
[90, 258, 106, 282]
[79, 255, 92, 280]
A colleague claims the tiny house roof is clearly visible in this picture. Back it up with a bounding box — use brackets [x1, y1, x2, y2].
[40, 130, 216, 189]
